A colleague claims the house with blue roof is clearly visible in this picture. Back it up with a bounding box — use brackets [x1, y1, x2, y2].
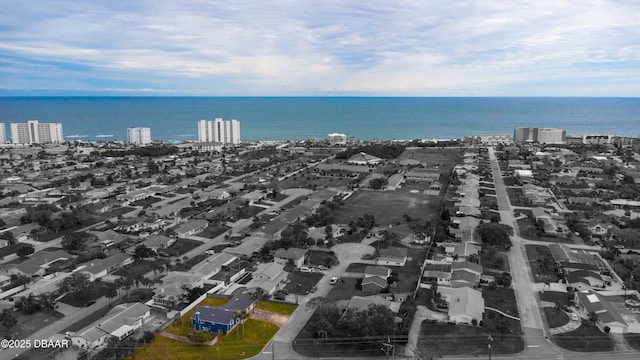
[191, 296, 254, 335]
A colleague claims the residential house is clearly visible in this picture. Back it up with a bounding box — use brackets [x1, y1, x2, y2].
[241, 190, 266, 205]
[566, 270, 605, 291]
[70, 303, 150, 349]
[223, 236, 269, 258]
[362, 266, 391, 293]
[450, 262, 482, 288]
[438, 287, 485, 324]
[246, 262, 288, 295]
[8, 250, 73, 276]
[548, 244, 604, 272]
[192, 296, 254, 335]
[95, 229, 128, 248]
[257, 219, 289, 240]
[575, 291, 629, 333]
[175, 219, 208, 238]
[376, 247, 408, 266]
[140, 234, 176, 253]
[80, 253, 134, 282]
[274, 248, 308, 269]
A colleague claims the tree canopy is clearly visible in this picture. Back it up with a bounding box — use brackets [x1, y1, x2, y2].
[476, 223, 512, 249]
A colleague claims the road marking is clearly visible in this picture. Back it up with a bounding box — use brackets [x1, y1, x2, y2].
[527, 344, 540, 348]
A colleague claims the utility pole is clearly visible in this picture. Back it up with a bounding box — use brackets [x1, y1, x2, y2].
[488, 335, 493, 360]
[382, 337, 394, 360]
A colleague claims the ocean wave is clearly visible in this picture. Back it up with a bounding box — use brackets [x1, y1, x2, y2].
[175, 134, 195, 137]
[95, 134, 114, 138]
[66, 135, 88, 138]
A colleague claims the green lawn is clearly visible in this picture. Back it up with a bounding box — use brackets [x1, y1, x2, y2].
[625, 333, 640, 350]
[159, 238, 203, 257]
[165, 297, 229, 338]
[59, 281, 118, 307]
[518, 219, 575, 244]
[524, 245, 561, 283]
[543, 307, 569, 328]
[480, 248, 511, 272]
[62, 304, 112, 333]
[481, 286, 519, 318]
[283, 271, 323, 294]
[333, 190, 440, 226]
[552, 320, 614, 352]
[417, 322, 524, 355]
[133, 319, 279, 360]
[255, 301, 297, 315]
[113, 260, 156, 277]
[307, 250, 338, 267]
[6, 308, 64, 340]
[326, 277, 369, 301]
[197, 225, 229, 239]
[539, 291, 573, 307]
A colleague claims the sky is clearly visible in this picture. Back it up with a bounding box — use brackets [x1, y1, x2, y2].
[1, 0, 639, 96]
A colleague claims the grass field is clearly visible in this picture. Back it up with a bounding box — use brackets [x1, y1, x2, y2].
[7, 308, 64, 340]
[481, 286, 519, 318]
[326, 277, 370, 301]
[255, 301, 297, 315]
[551, 320, 613, 352]
[165, 297, 229, 337]
[283, 271, 324, 294]
[59, 281, 118, 307]
[333, 190, 440, 226]
[278, 173, 352, 189]
[132, 319, 279, 360]
[160, 238, 203, 257]
[307, 250, 338, 267]
[196, 225, 229, 239]
[543, 307, 570, 328]
[395, 147, 461, 167]
[480, 249, 511, 272]
[518, 218, 575, 244]
[113, 260, 156, 278]
[539, 291, 573, 307]
[417, 322, 524, 355]
[524, 245, 561, 283]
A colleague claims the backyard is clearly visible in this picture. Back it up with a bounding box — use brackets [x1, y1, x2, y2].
[197, 225, 230, 239]
[480, 248, 511, 273]
[133, 319, 279, 360]
[307, 250, 338, 268]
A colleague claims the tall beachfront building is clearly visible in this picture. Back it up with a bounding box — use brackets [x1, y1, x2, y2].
[0, 123, 6, 144]
[10, 120, 64, 144]
[127, 127, 152, 145]
[198, 118, 240, 145]
[514, 127, 566, 144]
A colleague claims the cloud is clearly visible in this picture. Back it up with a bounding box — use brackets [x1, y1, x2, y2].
[0, 0, 639, 95]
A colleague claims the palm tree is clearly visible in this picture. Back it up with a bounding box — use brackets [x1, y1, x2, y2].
[232, 310, 250, 338]
[106, 286, 118, 305]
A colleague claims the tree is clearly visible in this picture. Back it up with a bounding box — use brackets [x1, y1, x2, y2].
[61, 231, 95, 252]
[58, 273, 91, 299]
[369, 177, 388, 190]
[0, 309, 17, 331]
[232, 310, 250, 338]
[182, 286, 206, 303]
[106, 286, 118, 305]
[133, 244, 156, 261]
[12, 274, 31, 290]
[476, 223, 512, 250]
[496, 273, 512, 288]
[588, 311, 599, 327]
[16, 245, 34, 258]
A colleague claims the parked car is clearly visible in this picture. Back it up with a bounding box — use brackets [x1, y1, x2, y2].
[571, 313, 579, 321]
[273, 293, 286, 301]
[84, 300, 96, 307]
[205, 250, 216, 255]
[310, 286, 317, 293]
[300, 266, 311, 273]
[329, 277, 338, 285]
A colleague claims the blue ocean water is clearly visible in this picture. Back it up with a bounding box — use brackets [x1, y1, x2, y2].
[0, 97, 638, 142]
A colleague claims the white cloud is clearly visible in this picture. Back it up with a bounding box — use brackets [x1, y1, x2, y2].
[0, 0, 639, 95]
